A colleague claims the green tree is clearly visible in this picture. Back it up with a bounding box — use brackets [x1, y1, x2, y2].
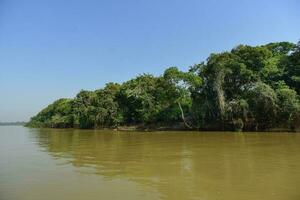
[27, 40, 299, 132]
[118, 74, 161, 124]
[26, 98, 74, 128]
[163, 67, 202, 128]
[275, 82, 300, 129]
[246, 82, 278, 130]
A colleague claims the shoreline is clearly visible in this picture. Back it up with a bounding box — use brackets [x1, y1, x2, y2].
[25, 125, 299, 133]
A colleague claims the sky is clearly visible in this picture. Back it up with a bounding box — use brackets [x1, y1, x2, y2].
[0, 0, 299, 122]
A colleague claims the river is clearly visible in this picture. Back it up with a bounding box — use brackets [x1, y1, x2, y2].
[0, 126, 300, 200]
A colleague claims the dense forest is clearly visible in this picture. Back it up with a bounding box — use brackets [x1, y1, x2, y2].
[26, 41, 300, 131]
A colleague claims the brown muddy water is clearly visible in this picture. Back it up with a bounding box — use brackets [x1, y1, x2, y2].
[0, 126, 300, 200]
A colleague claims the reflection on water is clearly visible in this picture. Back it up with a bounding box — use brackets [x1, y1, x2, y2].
[1, 127, 300, 200]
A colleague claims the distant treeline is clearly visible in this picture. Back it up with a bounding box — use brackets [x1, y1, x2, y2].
[0, 121, 26, 126]
[27, 41, 300, 131]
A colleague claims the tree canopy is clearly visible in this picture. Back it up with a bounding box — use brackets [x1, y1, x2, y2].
[26, 41, 300, 131]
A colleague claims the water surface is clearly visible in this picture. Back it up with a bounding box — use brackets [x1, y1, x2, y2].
[1, 126, 300, 200]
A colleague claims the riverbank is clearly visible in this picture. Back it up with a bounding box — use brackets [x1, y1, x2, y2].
[25, 41, 300, 133]
[26, 123, 299, 132]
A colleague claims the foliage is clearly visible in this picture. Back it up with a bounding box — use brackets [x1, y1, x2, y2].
[27, 41, 300, 131]
[27, 98, 74, 128]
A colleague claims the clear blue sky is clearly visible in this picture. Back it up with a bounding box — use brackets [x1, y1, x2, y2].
[0, 0, 299, 122]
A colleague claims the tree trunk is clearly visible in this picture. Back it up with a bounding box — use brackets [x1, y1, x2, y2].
[214, 72, 225, 119]
[177, 101, 193, 129]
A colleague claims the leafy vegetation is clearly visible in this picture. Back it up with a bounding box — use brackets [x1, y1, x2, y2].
[26, 41, 300, 131]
